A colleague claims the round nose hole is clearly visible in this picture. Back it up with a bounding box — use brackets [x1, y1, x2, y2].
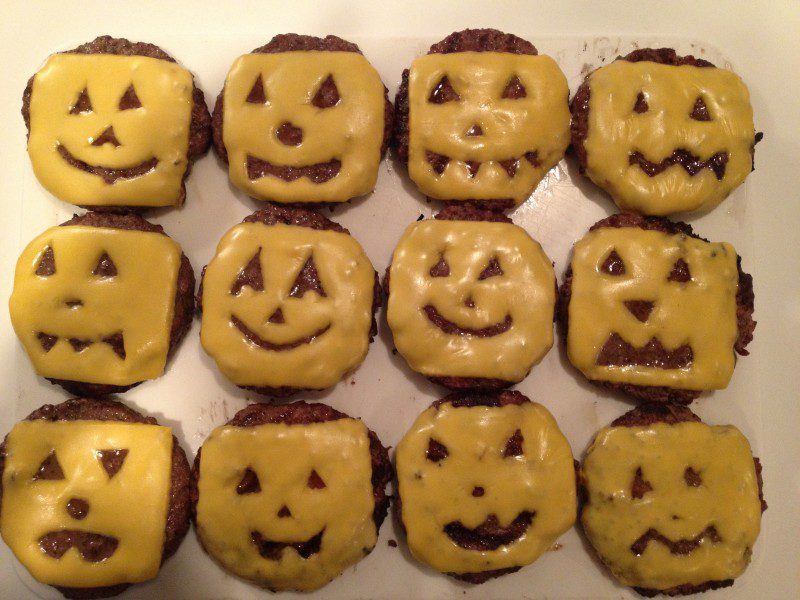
[276, 122, 303, 146]
[66, 498, 90, 520]
[472, 486, 485, 497]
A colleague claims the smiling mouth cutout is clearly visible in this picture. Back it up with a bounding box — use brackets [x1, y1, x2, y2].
[251, 529, 324, 561]
[231, 315, 330, 351]
[426, 150, 540, 179]
[630, 525, 722, 556]
[246, 155, 341, 183]
[597, 333, 693, 369]
[444, 511, 535, 551]
[56, 144, 158, 185]
[423, 305, 512, 337]
[629, 150, 728, 180]
[39, 530, 119, 562]
[37, 331, 126, 359]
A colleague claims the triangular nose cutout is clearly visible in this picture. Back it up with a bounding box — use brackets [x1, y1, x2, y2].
[268, 308, 285, 324]
[91, 126, 121, 147]
[624, 300, 655, 322]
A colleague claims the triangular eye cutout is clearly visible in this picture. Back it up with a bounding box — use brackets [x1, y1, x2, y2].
[690, 96, 711, 121]
[118, 84, 142, 110]
[501, 75, 527, 99]
[93, 253, 118, 277]
[426, 438, 449, 462]
[684, 466, 702, 487]
[69, 88, 93, 114]
[428, 76, 460, 104]
[33, 450, 65, 481]
[35, 247, 56, 276]
[631, 467, 653, 499]
[289, 256, 326, 298]
[633, 91, 649, 113]
[231, 248, 264, 295]
[237, 468, 261, 494]
[246, 74, 267, 104]
[668, 258, 691, 282]
[503, 429, 524, 457]
[478, 257, 504, 280]
[97, 449, 128, 478]
[311, 75, 340, 108]
[429, 255, 450, 277]
[600, 250, 625, 276]
[307, 470, 326, 489]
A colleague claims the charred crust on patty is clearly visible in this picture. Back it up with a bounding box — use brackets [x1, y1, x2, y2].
[581, 402, 765, 597]
[211, 34, 393, 170]
[21, 36, 212, 211]
[44, 212, 195, 397]
[571, 48, 731, 174]
[0, 398, 191, 600]
[198, 203, 380, 399]
[393, 30, 536, 210]
[557, 213, 755, 404]
[190, 401, 392, 539]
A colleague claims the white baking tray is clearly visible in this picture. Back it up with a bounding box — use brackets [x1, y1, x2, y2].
[1, 1, 798, 598]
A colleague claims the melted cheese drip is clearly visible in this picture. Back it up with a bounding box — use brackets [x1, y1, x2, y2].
[387, 219, 555, 382]
[581, 422, 761, 589]
[200, 222, 375, 388]
[396, 402, 576, 574]
[583, 60, 754, 215]
[28, 53, 193, 207]
[196, 419, 376, 591]
[408, 52, 570, 204]
[0, 420, 172, 587]
[223, 52, 385, 203]
[567, 227, 738, 389]
[9, 226, 180, 385]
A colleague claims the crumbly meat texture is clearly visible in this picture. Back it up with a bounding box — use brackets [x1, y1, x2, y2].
[394, 390, 534, 584]
[197, 203, 381, 398]
[581, 402, 766, 597]
[211, 34, 394, 173]
[42, 212, 195, 397]
[392, 29, 537, 211]
[384, 207, 521, 392]
[21, 36, 212, 211]
[571, 48, 733, 173]
[0, 398, 191, 600]
[190, 401, 392, 543]
[557, 213, 755, 404]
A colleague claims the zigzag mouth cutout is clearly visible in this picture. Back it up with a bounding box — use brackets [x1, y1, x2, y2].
[629, 149, 728, 180]
[37, 331, 126, 359]
[251, 529, 324, 560]
[444, 511, 535, 551]
[246, 155, 341, 183]
[426, 150, 540, 179]
[630, 525, 722, 556]
[597, 333, 693, 370]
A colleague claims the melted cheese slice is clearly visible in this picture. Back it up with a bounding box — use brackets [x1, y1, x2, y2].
[408, 52, 570, 203]
[583, 60, 754, 215]
[0, 420, 172, 587]
[28, 53, 193, 207]
[567, 226, 739, 390]
[196, 419, 376, 591]
[387, 219, 555, 382]
[9, 226, 181, 385]
[222, 52, 385, 203]
[396, 401, 576, 574]
[200, 221, 375, 389]
[581, 421, 761, 589]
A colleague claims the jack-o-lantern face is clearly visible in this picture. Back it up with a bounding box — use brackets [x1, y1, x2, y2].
[387, 219, 555, 383]
[581, 421, 762, 590]
[581, 60, 754, 215]
[222, 52, 385, 203]
[567, 226, 739, 390]
[0, 420, 173, 587]
[200, 222, 375, 389]
[9, 226, 181, 385]
[395, 400, 576, 575]
[195, 419, 376, 591]
[407, 53, 570, 204]
[27, 54, 194, 207]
